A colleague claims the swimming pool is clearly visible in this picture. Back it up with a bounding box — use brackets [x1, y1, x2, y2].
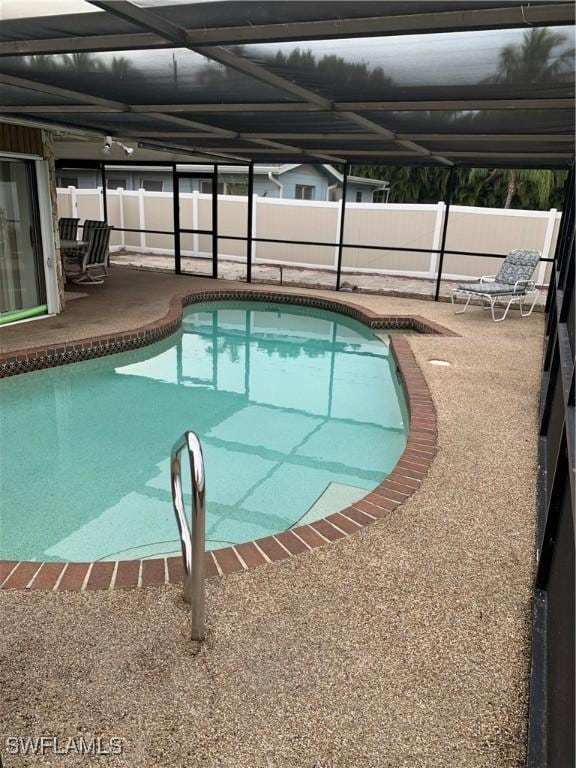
[0, 301, 408, 563]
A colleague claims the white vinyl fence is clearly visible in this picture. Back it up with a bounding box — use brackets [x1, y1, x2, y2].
[57, 186, 560, 285]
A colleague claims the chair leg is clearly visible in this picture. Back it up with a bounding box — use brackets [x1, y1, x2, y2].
[490, 296, 516, 322]
[520, 290, 540, 317]
[72, 274, 104, 285]
[452, 292, 472, 314]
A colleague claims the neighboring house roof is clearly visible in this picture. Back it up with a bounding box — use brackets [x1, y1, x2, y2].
[271, 163, 388, 188]
[99, 163, 388, 187]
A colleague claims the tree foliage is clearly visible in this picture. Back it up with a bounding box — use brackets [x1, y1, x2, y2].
[352, 164, 567, 210]
[272, 47, 393, 90]
[353, 29, 572, 210]
[488, 27, 574, 85]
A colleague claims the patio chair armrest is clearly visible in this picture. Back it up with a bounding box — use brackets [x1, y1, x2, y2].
[480, 275, 497, 284]
[513, 279, 533, 292]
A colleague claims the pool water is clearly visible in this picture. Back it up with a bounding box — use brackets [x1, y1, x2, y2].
[0, 301, 408, 562]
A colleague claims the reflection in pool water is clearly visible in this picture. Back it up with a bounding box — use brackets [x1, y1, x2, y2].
[0, 301, 408, 562]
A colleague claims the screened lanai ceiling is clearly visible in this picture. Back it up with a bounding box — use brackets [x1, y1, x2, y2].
[0, 1, 574, 168]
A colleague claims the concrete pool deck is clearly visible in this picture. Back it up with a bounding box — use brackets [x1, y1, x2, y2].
[0, 268, 542, 767]
[108, 250, 549, 308]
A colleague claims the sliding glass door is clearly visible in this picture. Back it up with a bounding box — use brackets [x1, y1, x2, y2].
[0, 158, 46, 323]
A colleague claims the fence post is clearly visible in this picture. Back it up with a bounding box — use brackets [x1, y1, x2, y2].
[100, 162, 108, 223]
[173, 167, 181, 275]
[118, 188, 126, 249]
[97, 186, 105, 222]
[334, 197, 342, 272]
[336, 162, 350, 290]
[212, 164, 218, 279]
[246, 162, 254, 283]
[429, 201, 445, 277]
[69, 185, 78, 218]
[252, 194, 258, 264]
[138, 187, 146, 250]
[434, 167, 455, 301]
[536, 208, 557, 287]
[192, 190, 199, 256]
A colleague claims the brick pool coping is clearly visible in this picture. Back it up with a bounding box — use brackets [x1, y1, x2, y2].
[0, 288, 452, 590]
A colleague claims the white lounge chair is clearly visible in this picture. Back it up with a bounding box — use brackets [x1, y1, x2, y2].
[451, 248, 541, 322]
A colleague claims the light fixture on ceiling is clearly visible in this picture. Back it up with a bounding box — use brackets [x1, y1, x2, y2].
[102, 136, 134, 157]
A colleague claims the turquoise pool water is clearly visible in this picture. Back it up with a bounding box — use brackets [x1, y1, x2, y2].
[0, 301, 408, 562]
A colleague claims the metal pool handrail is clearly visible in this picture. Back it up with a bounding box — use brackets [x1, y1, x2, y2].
[170, 431, 206, 641]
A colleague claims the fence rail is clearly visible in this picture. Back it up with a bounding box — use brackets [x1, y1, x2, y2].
[57, 186, 560, 286]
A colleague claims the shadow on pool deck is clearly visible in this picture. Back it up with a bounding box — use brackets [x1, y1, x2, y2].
[0, 265, 543, 767]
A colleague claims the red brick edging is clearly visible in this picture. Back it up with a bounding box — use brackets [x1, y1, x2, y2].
[0, 289, 445, 590]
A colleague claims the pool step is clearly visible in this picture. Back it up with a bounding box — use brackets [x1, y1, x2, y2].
[291, 482, 367, 528]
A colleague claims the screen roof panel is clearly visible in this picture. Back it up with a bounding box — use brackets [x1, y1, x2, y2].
[226, 26, 575, 103]
[0, 1, 572, 169]
[0, 81, 89, 106]
[175, 112, 373, 134]
[421, 138, 574, 153]
[0, 48, 296, 104]
[0, 1, 571, 71]
[0, 1, 99, 22]
[0, 9, 137, 42]
[33, 112, 197, 133]
[0, 2, 567, 42]
[358, 109, 576, 135]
